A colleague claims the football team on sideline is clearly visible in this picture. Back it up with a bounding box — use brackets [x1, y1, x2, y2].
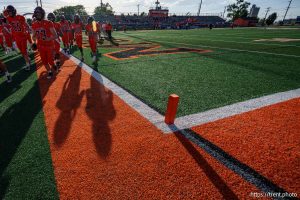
[0, 5, 115, 83]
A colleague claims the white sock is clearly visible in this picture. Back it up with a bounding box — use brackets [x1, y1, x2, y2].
[5, 71, 10, 76]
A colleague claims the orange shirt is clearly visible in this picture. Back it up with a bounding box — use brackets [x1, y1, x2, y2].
[32, 20, 55, 46]
[105, 24, 112, 31]
[60, 20, 70, 34]
[53, 22, 61, 34]
[71, 22, 83, 36]
[6, 15, 27, 39]
[0, 24, 12, 38]
[85, 24, 100, 39]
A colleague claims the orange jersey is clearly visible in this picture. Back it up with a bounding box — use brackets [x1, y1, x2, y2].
[6, 15, 27, 39]
[53, 22, 62, 35]
[105, 24, 112, 31]
[0, 24, 12, 38]
[60, 20, 70, 34]
[85, 24, 100, 39]
[32, 20, 55, 46]
[71, 22, 83, 36]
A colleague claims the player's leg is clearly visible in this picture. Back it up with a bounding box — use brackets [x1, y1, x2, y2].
[38, 45, 52, 78]
[0, 59, 12, 83]
[89, 38, 97, 63]
[46, 46, 57, 74]
[62, 34, 70, 54]
[15, 38, 31, 71]
[76, 36, 84, 61]
[54, 40, 61, 68]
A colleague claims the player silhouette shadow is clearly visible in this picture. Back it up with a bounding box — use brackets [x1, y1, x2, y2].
[85, 72, 116, 159]
[53, 66, 84, 147]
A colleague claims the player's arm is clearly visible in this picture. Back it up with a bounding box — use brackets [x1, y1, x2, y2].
[31, 29, 38, 50]
[47, 27, 58, 41]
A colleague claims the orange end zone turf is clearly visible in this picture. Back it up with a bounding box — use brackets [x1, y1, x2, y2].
[34, 54, 267, 199]
[192, 98, 300, 195]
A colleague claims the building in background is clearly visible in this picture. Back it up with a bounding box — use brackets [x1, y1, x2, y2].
[249, 4, 260, 18]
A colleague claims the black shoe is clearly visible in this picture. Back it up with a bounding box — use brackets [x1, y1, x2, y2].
[47, 71, 53, 79]
[23, 65, 30, 71]
[6, 75, 12, 83]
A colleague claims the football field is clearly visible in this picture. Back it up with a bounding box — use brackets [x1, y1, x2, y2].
[73, 28, 300, 116]
[1, 27, 299, 199]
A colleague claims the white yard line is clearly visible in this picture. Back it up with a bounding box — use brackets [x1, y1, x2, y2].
[131, 38, 300, 58]
[62, 51, 300, 134]
[126, 34, 300, 48]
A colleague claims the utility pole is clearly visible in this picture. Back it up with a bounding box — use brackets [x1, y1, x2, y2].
[197, 0, 203, 16]
[262, 7, 270, 26]
[36, 0, 39, 7]
[223, 6, 227, 18]
[100, 0, 103, 8]
[283, 0, 292, 22]
[137, 4, 140, 16]
[40, 0, 43, 8]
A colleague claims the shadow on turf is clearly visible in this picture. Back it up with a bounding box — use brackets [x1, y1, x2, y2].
[86, 73, 116, 159]
[173, 127, 292, 199]
[52, 60, 116, 159]
[0, 54, 37, 104]
[54, 65, 85, 147]
[174, 132, 239, 200]
[0, 70, 55, 199]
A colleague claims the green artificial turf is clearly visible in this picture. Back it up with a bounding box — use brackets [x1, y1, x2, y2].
[72, 28, 300, 116]
[0, 52, 59, 199]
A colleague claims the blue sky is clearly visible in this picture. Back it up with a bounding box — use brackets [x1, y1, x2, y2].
[2, 0, 300, 20]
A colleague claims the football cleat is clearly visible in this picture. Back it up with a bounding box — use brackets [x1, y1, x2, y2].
[6, 74, 12, 83]
[47, 71, 53, 79]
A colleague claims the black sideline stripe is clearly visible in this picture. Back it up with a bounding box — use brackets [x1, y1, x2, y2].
[179, 129, 298, 200]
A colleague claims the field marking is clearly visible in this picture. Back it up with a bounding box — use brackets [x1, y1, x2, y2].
[179, 129, 292, 197]
[63, 51, 300, 134]
[124, 34, 300, 48]
[123, 36, 300, 58]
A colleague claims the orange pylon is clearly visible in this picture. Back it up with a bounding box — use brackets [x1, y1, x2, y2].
[164, 94, 180, 125]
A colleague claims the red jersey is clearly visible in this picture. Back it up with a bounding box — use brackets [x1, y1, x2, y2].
[105, 24, 112, 31]
[6, 15, 27, 39]
[60, 20, 70, 34]
[32, 20, 55, 46]
[53, 22, 61, 34]
[85, 24, 100, 39]
[71, 22, 83, 37]
[0, 24, 12, 38]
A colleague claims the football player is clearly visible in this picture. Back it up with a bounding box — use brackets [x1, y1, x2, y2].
[6, 5, 31, 70]
[68, 20, 74, 49]
[59, 15, 71, 54]
[47, 13, 63, 67]
[85, 16, 100, 63]
[71, 14, 84, 61]
[31, 7, 58, 79]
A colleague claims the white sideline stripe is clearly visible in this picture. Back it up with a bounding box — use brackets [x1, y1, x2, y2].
[159, 88, 300, 133]
[62, 51, 300, 134]
[61, 51, 164, 125]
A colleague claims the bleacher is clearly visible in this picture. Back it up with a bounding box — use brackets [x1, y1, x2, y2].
[93, 14, 226, 30]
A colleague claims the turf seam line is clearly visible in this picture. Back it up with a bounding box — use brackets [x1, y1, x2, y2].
[121, 33, 300, 58]
[62, 51, 300, 134]
[124, 34, 300, 48]
[179, 129, 297, 200]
